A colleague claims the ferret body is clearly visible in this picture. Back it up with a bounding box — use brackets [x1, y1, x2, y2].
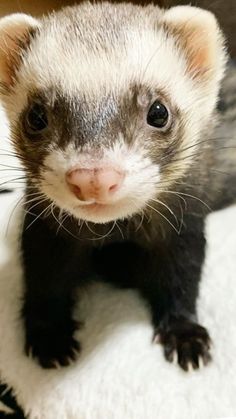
[0, 2, 233, 371]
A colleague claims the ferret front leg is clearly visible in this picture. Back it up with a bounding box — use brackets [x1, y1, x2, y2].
[23, 293, 80, 369]
[140, 218, 211, 371]
[21, 212, 90, 368]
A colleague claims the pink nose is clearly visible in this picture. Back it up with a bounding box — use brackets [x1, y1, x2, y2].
[66, 167, 124, 202]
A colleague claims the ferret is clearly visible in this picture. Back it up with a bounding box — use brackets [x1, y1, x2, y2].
[0, 1, 233, 371]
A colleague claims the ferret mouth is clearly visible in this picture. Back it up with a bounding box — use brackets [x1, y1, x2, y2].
[71, 198, 132, 223]
[79, 202, 109, 210]
[76, 200, 114, 213]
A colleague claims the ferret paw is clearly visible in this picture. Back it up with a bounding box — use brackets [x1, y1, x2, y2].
[25, 320, 81, 369]
[154, 319, 211, 372]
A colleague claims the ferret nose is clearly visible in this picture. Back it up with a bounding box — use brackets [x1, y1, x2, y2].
[66, 168, 124, 202]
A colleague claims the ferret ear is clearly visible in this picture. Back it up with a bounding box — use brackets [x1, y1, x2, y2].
[0, 13, 39, 88]
[162, 6, 226, 80]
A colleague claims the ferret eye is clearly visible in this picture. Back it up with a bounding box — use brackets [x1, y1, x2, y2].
[25, 103, 48, 134]
[147, 101, 169, 129]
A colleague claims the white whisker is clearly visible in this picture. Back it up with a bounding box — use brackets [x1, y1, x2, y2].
[149, 197, 179, 227]
[146, 203, 180, 235]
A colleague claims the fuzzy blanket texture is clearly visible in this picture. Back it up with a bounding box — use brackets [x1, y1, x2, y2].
[0, 64, 236, 419]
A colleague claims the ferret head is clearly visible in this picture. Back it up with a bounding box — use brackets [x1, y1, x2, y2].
[0, 3, 227, 223]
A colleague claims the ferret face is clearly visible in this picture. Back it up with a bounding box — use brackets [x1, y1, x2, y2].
[0, 3, 226, 223]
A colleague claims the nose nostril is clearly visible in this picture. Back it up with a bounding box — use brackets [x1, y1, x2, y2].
[73, 185, 81, 194]
[109, 183, 118, 193]
[70, 185, 83, 200]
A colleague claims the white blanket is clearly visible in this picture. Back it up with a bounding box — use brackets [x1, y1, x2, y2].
[0, 112, 236, 419]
